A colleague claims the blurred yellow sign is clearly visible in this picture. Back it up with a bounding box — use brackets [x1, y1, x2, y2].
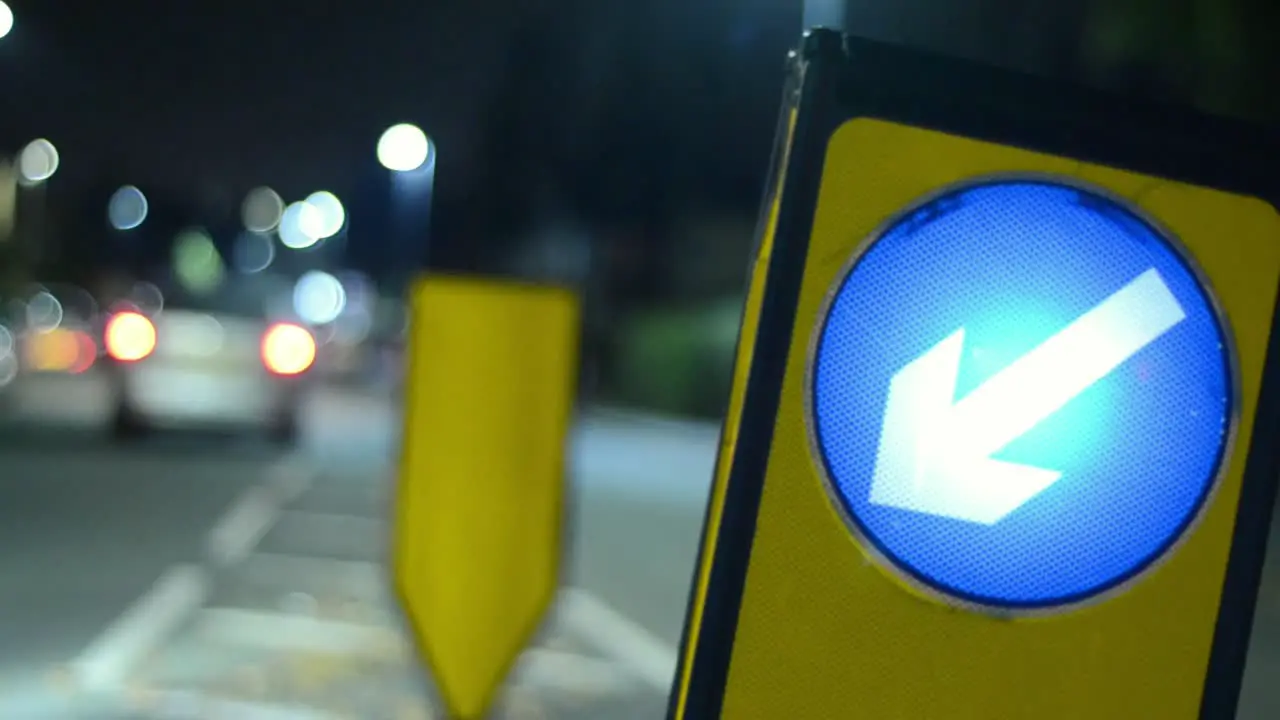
[393, 275, 580, 719]
[672, 30, 1280, 720]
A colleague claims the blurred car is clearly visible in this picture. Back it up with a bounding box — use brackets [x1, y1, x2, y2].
[100, 300, 316, 445]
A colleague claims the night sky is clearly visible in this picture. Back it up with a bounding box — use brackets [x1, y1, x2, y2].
[1, 0, 1272, 287]
[0, 1, 795, 209]
[0, 0, 808, 286]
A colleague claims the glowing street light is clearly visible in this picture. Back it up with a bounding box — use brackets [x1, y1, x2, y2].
[18, 139, 59, 186]
[278, 200, 324, 250]
[293, 271, 347, 325]
[241, 186, 284, 233]
[377, 123, 431, 173]
[0, 2, 14, 41]
[107, 186, 149, 230]
[305, 191, 345, 239]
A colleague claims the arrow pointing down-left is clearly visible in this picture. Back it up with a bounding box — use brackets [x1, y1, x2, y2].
[866, 268, 1188, 525]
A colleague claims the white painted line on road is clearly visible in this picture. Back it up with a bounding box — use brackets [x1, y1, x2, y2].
[190, 607, 638, 698]
[123, 688, 341, 720]
[558, 588, 678, 692]
[69, 564, 210, 692]
[191, 607, 408, 658]
[206, 457, 315, 567]
[267, 454, 315, 505]
[514, 647, 640, 696]
[207, 486, 280, 567]
[70, 456, 315, 694]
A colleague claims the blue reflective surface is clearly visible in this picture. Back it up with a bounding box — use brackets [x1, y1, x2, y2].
[810, 179, 1233, 609]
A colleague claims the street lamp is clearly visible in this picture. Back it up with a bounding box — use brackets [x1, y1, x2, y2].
[0, 2, 14, 41]
[377, 123, 435, 291]
[305, 191, 346, 239]
[241, 186, 284, 233]
[377, 124, 431, 173]
[108, 186, 149, 231]
[279, 200, 324, 250]
[18, 139, 59, 186]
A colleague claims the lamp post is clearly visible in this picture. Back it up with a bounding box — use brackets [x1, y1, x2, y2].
[377, 123, 435, 292]
[0, 2, 14, 41]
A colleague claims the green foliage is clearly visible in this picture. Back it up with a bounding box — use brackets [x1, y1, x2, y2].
[609, 296, 744, 418]
[1080, 0, 1256, 116]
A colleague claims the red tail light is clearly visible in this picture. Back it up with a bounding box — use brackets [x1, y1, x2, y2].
[104, 312, 157, 362]
[261, 323, 316, 376]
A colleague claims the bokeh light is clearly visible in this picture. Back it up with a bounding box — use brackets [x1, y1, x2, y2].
[261, 323, 317, 376]
[279, 200, 324, 250]
[332, 305, 373, 345]
[305, 191, 346, 239]
[18, 139, 59, 185]
[105, 312, 157, 362]
[129, 281, 165, 315]
[377, 124, 430, 172]
[107, 186, 149, 230]
[0, 2, 15, 41]
[233, 232, 276, 273]
[26, 291, 63, 333]
[173, 228, 225, 294]
[24, 327, 81, 372]
[242, 186, 284, 233]
[293, 271, 347, 325]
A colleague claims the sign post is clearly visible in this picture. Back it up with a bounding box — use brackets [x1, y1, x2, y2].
[671, 29, 1280, 719]
[393, 275, 580, 719]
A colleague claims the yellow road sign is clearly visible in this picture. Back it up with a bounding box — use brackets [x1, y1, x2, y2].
[393, 275, 580, 719]
[672, 30, 1280, 720]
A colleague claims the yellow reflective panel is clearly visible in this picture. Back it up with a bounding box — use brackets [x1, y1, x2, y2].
[673, 108, 798, 720]
[711, 118, 1280, 719]
[392, 275, 580, 719]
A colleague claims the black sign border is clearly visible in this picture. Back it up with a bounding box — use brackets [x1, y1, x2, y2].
[671, 27, 1280, 720]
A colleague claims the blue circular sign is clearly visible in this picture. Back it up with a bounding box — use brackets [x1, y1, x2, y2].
[809, 176, 1235, 612]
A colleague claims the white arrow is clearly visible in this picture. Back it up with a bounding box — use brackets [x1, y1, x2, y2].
[868, 268, 1188, 525]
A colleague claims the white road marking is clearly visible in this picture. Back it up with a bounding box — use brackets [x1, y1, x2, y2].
[558, 588, 678, 692]
[124, 688, 342, 720]
[206, 485, 280, 567]
[68, 447, 681, 710]
[191, 607, 408, 658]
[189, 604, 638, 698]
[512, 648, 639, 696]
[267, 455, 316, 505]
[69, 564, 210, 692]
[69, 456, 313, 692]
[207, 457, 315, 567]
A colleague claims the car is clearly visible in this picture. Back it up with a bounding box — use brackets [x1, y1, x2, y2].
[101, 297, 316, 445]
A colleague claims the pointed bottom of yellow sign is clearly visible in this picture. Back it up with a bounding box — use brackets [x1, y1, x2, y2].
[393, 275, 580, 719]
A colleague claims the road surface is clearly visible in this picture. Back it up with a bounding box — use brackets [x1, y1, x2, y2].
[0, 373, 711, 718]
[6, 371, 1280, 717]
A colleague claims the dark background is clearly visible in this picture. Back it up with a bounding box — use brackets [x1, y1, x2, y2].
[0, 0, 1275, 414]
